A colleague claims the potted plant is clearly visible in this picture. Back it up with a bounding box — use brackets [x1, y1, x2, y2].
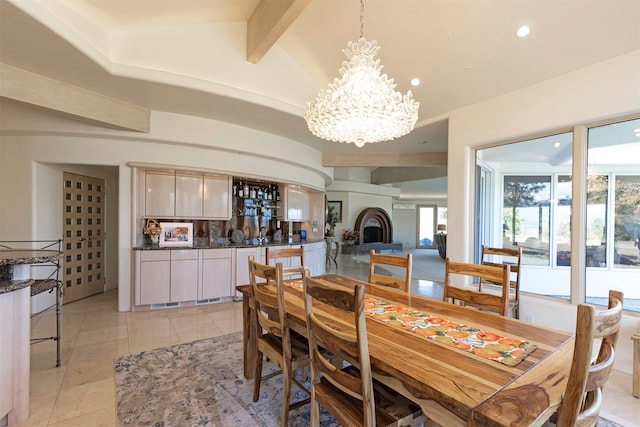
[341, 228, 360, 245]
[326, 205, 338, 236]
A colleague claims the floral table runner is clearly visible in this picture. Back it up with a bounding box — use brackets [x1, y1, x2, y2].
[284, 279, 536, 367]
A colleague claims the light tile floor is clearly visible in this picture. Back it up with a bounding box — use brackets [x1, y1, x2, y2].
[14, 251, 639, 426]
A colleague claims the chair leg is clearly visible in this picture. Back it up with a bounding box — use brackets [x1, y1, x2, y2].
[253, 351, 263, 402]
[281, 363, 291, 427]
[310, 389, 320, 427]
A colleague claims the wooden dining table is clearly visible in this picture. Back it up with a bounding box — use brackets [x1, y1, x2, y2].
[236, 274, 574, 427]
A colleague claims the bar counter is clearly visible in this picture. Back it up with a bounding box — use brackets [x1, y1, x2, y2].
[0, 249, 62, 425]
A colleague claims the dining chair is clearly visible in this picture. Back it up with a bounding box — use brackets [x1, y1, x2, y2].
[265, 246, 305, 279]
[551, 290, 623, 427]
[480, 245, 522, 318]
[303, 271, 428, 427]
[443, 258, 511, 316]
[248, 256, 310, 427]
[368, 249, 413, 292]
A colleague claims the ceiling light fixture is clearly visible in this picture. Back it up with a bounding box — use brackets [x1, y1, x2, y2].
[304, 0, 419, 148]
[516, 25, 531, 38]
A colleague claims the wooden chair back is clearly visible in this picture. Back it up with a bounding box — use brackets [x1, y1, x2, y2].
[303, 272, 427, 426]
[368, 250, 413, 292]
[481, 245, 522, 318]
[266, 246, 305, 279]
[248, 256, 288, 363]
[248, 256, 310, 425]
[554, 290, 623, 427]
[443, 258, 511, 316]
[303, 273, 376, 426]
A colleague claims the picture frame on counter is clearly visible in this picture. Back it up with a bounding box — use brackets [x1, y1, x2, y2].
[160, 222, 193, 247]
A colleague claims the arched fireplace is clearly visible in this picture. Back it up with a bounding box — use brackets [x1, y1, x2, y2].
[354, 208, 393, 245]
[342, 207, 402, 254]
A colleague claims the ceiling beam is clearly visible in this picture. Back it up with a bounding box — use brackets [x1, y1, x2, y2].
[246, 0, 311, 64]
[372, 166, 448, 185]
[0, 64, 150, 132]
[323, 152, 448, 167]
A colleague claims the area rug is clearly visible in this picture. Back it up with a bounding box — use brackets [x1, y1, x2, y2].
[114, 332, 337, 427]
[115, 332, 624, 427]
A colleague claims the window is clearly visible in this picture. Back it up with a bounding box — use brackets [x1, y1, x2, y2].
[503, 175, 551, 265]
[585, 119, 640, 308]
[614, 175, 640, 268]
[475, 119, 639, 311]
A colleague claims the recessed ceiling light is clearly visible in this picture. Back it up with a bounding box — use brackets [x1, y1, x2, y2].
[554, 142, 561, 148]
[516, 26, 530, 38]
[411, 78, 420, 86]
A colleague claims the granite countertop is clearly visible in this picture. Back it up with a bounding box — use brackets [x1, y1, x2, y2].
[133, 239, 324, 250]
[0, 278, 35, 294]
[0, 249, 63, 265]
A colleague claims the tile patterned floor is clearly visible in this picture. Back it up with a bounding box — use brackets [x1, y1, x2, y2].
[13, 250, 639, 426]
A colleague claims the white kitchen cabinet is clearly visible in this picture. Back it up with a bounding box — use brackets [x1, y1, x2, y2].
[142, 170, 231, 219]
[145, 170, 175, 217]
[285, 185, 310, 221]
[175, 172, 203, 217]
[170, 250, 199, 302]
[137, 250, 171, 305]
[203, 174, 231, 219]
[200, 248, 233, 300]
[235, 246, 265, 300]
[304, 241, 326, 276]
[136, 250, 197, 305]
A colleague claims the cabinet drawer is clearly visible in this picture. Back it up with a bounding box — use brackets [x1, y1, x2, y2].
[202, 248, 232, 259]
[171, 249, 198, 260]
[139, 250, 170, 262]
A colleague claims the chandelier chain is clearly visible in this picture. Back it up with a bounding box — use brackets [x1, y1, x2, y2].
[360, 0, 365, 39]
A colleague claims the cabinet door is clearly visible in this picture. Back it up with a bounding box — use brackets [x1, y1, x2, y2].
[175, 172, 203, 217]
[170, 250, 199, 302]
[203, 175, 231, 219]
[285, 185, 310, 221]
[235, 246, 265, 299]
[286, 185, 301, 221]
[145, 171, 175, 217]
[300, 190, 310, 221]
[201, 257, 232, 299]
[139, 260, 171, 305]
[304, 242, 326, 276]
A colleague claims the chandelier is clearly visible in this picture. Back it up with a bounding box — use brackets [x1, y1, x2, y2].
[305, 0, 419, 148]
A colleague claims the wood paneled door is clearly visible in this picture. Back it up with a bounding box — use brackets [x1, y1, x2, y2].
[62, 172, 105, 303]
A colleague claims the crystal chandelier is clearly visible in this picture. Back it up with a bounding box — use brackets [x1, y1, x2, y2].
[305, 0, 419, 148]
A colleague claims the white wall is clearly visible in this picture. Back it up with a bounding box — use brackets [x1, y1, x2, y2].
[326, 181, 397, 239]
[28, 164, 119, 313]
[447, 50, 640, 374]
[392, 199, 448, 249]
[0, 102, 332, 312]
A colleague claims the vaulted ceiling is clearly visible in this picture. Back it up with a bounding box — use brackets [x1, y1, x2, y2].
[1, 0, 638, 197]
